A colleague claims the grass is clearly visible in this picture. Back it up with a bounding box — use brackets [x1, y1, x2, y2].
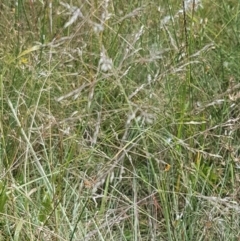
[0, 0, 240, 240]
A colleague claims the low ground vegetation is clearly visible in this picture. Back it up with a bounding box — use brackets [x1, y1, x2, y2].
[0, 0, 240, 240]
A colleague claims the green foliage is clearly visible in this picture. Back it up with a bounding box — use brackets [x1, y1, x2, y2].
[38, 193, 53, 223]
[0, 181, 8, 213]
[0, 0, 240, 240]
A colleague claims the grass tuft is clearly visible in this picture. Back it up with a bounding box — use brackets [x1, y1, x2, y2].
[0, 0, 240, 240]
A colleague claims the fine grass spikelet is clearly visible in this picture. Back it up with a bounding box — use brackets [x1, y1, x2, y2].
[60, 1, 83, 28]
[160, 16, 174, 27]
[93, 23, 104, 33]
[182, 0, 203, 13]
[101, 0, 112, 22]
[99, 46, 113, 72]
[133, 25, 145, 44]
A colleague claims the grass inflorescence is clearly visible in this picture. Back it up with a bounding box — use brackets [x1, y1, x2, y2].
[0, 0, 240, 240]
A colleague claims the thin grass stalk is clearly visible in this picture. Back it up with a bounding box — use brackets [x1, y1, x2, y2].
[7, 97, 53, 195]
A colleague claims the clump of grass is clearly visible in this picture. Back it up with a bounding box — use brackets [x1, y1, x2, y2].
[0, 0, 240, 240]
